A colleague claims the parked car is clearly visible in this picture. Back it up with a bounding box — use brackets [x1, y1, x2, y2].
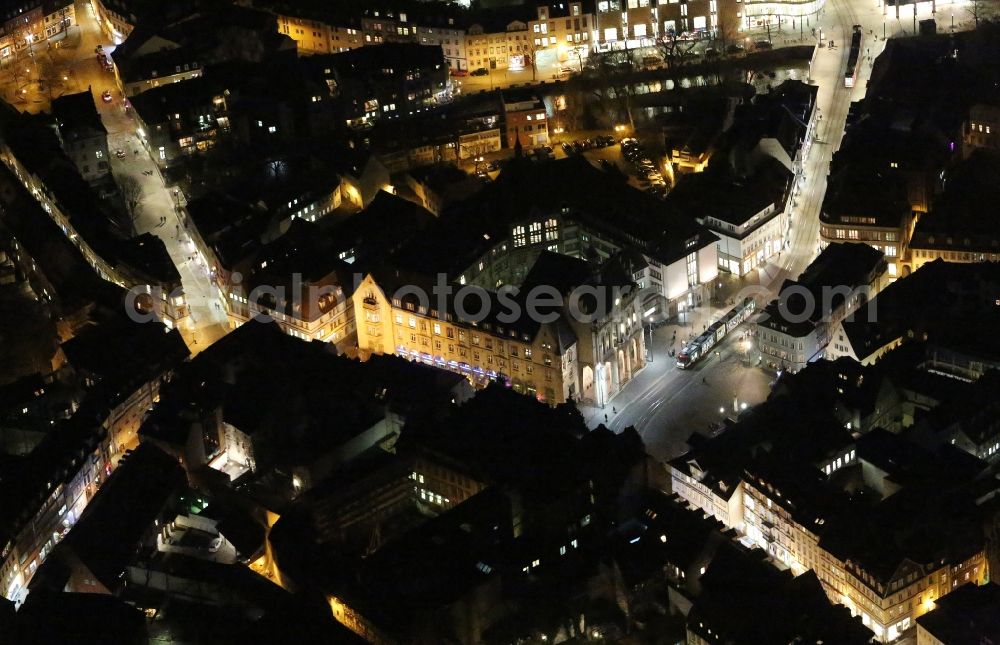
[561, 142, 575, 155]
[596, 135, 616, 146]
[451, 68, 469, 77]
[487, 159, 503, 171]
[704, 47, 720, 58]
[115, 149, 126, 159]
[754, 40, 773, 50]
[725, 44, 746, 55]
[471, 67, 489, 76]
[101, 89, 113, 103]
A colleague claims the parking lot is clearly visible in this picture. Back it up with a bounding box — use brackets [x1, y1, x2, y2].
[463, 130, 674, 199]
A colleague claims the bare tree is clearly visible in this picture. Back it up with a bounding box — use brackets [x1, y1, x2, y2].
[587, 48, 637, 130]
[118, 174, 143, 236]
[527, 40, 542, 81]
[712, 12, 742, 56]
[656, 32, 696, 70]
[969, 0, 999, 27]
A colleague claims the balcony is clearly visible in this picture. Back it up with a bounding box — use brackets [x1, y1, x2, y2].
[362, 296, 379, 310]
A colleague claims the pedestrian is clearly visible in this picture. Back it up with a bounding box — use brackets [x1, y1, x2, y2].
[604, 413, 608, 423]
[702, 377, 707, 384]
[612, 406, 616, 414]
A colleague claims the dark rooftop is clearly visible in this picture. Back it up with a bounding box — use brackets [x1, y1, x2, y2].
[50, 90, 107, 138]
[916, 582, 1000, 644]
[49, 443, 186, 591]
[390, 156, 717, 278]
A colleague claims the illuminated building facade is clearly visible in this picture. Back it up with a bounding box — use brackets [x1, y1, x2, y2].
[594, 0, 738, 50]
[465, 18, 529, 72]
[0, 0, 75, 58]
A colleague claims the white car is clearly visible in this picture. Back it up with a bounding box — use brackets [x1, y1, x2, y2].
[101, 89, 113, 103]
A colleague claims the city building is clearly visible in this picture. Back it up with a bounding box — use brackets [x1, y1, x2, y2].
[354, 249, 646, 405]
[964, 103, 1000, 154]
[327, 189, 437, 268]
[344, 156, 718, 402]
[303, 43, 451, 129]
[225, 220, 357, 348]
[826, 31, 1000, 278]
[0, 0, 74, 58]
[0, 311, 188, 606]
[827, 260, 1000, 369]
[916, 582, 1000, 645]
[129, 76, 229, 164]
[594, 0, 739, 50]
[465, 10, 530, 72]
[34, 442, 186, 595]
[403, 163, 485, 216]
[908, 149, 1000, 270]
[268, 383, 648, 642]
[139, 320, 472, 488]
[687, 543, 874, 644]
[668, 155, 792, 276]
[909, 370, 1000, 463]
[50, 90, 110, 185]
[369, 101, 503, 172]
[664, 80, 816, 276]
[109, 4, 295, 97]
[820, 163, 912, 280]
[671, 362, 996, 642]
[738, 0, 825, 34]
[528, 2, 593, 69]
[661, 96, 734, 174]
[755, 242, 887, 373]
[502, 87, 549, 148]
[90, 0, 157, 44]
[275, 11, 363, 54]
[360, 4, 468, 71]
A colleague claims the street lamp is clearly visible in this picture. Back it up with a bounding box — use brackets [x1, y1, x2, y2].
[596, 362, 606, 409]
[646, 317, 654, 363]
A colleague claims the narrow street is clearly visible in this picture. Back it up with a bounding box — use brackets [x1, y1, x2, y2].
[53, 0, 229, 351]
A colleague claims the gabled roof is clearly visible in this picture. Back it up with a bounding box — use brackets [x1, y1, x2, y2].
[51, 91, 107, 138]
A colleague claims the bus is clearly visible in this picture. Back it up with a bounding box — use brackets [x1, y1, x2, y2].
[844, 24, 863, 88]
[676, 297, 757, 369]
